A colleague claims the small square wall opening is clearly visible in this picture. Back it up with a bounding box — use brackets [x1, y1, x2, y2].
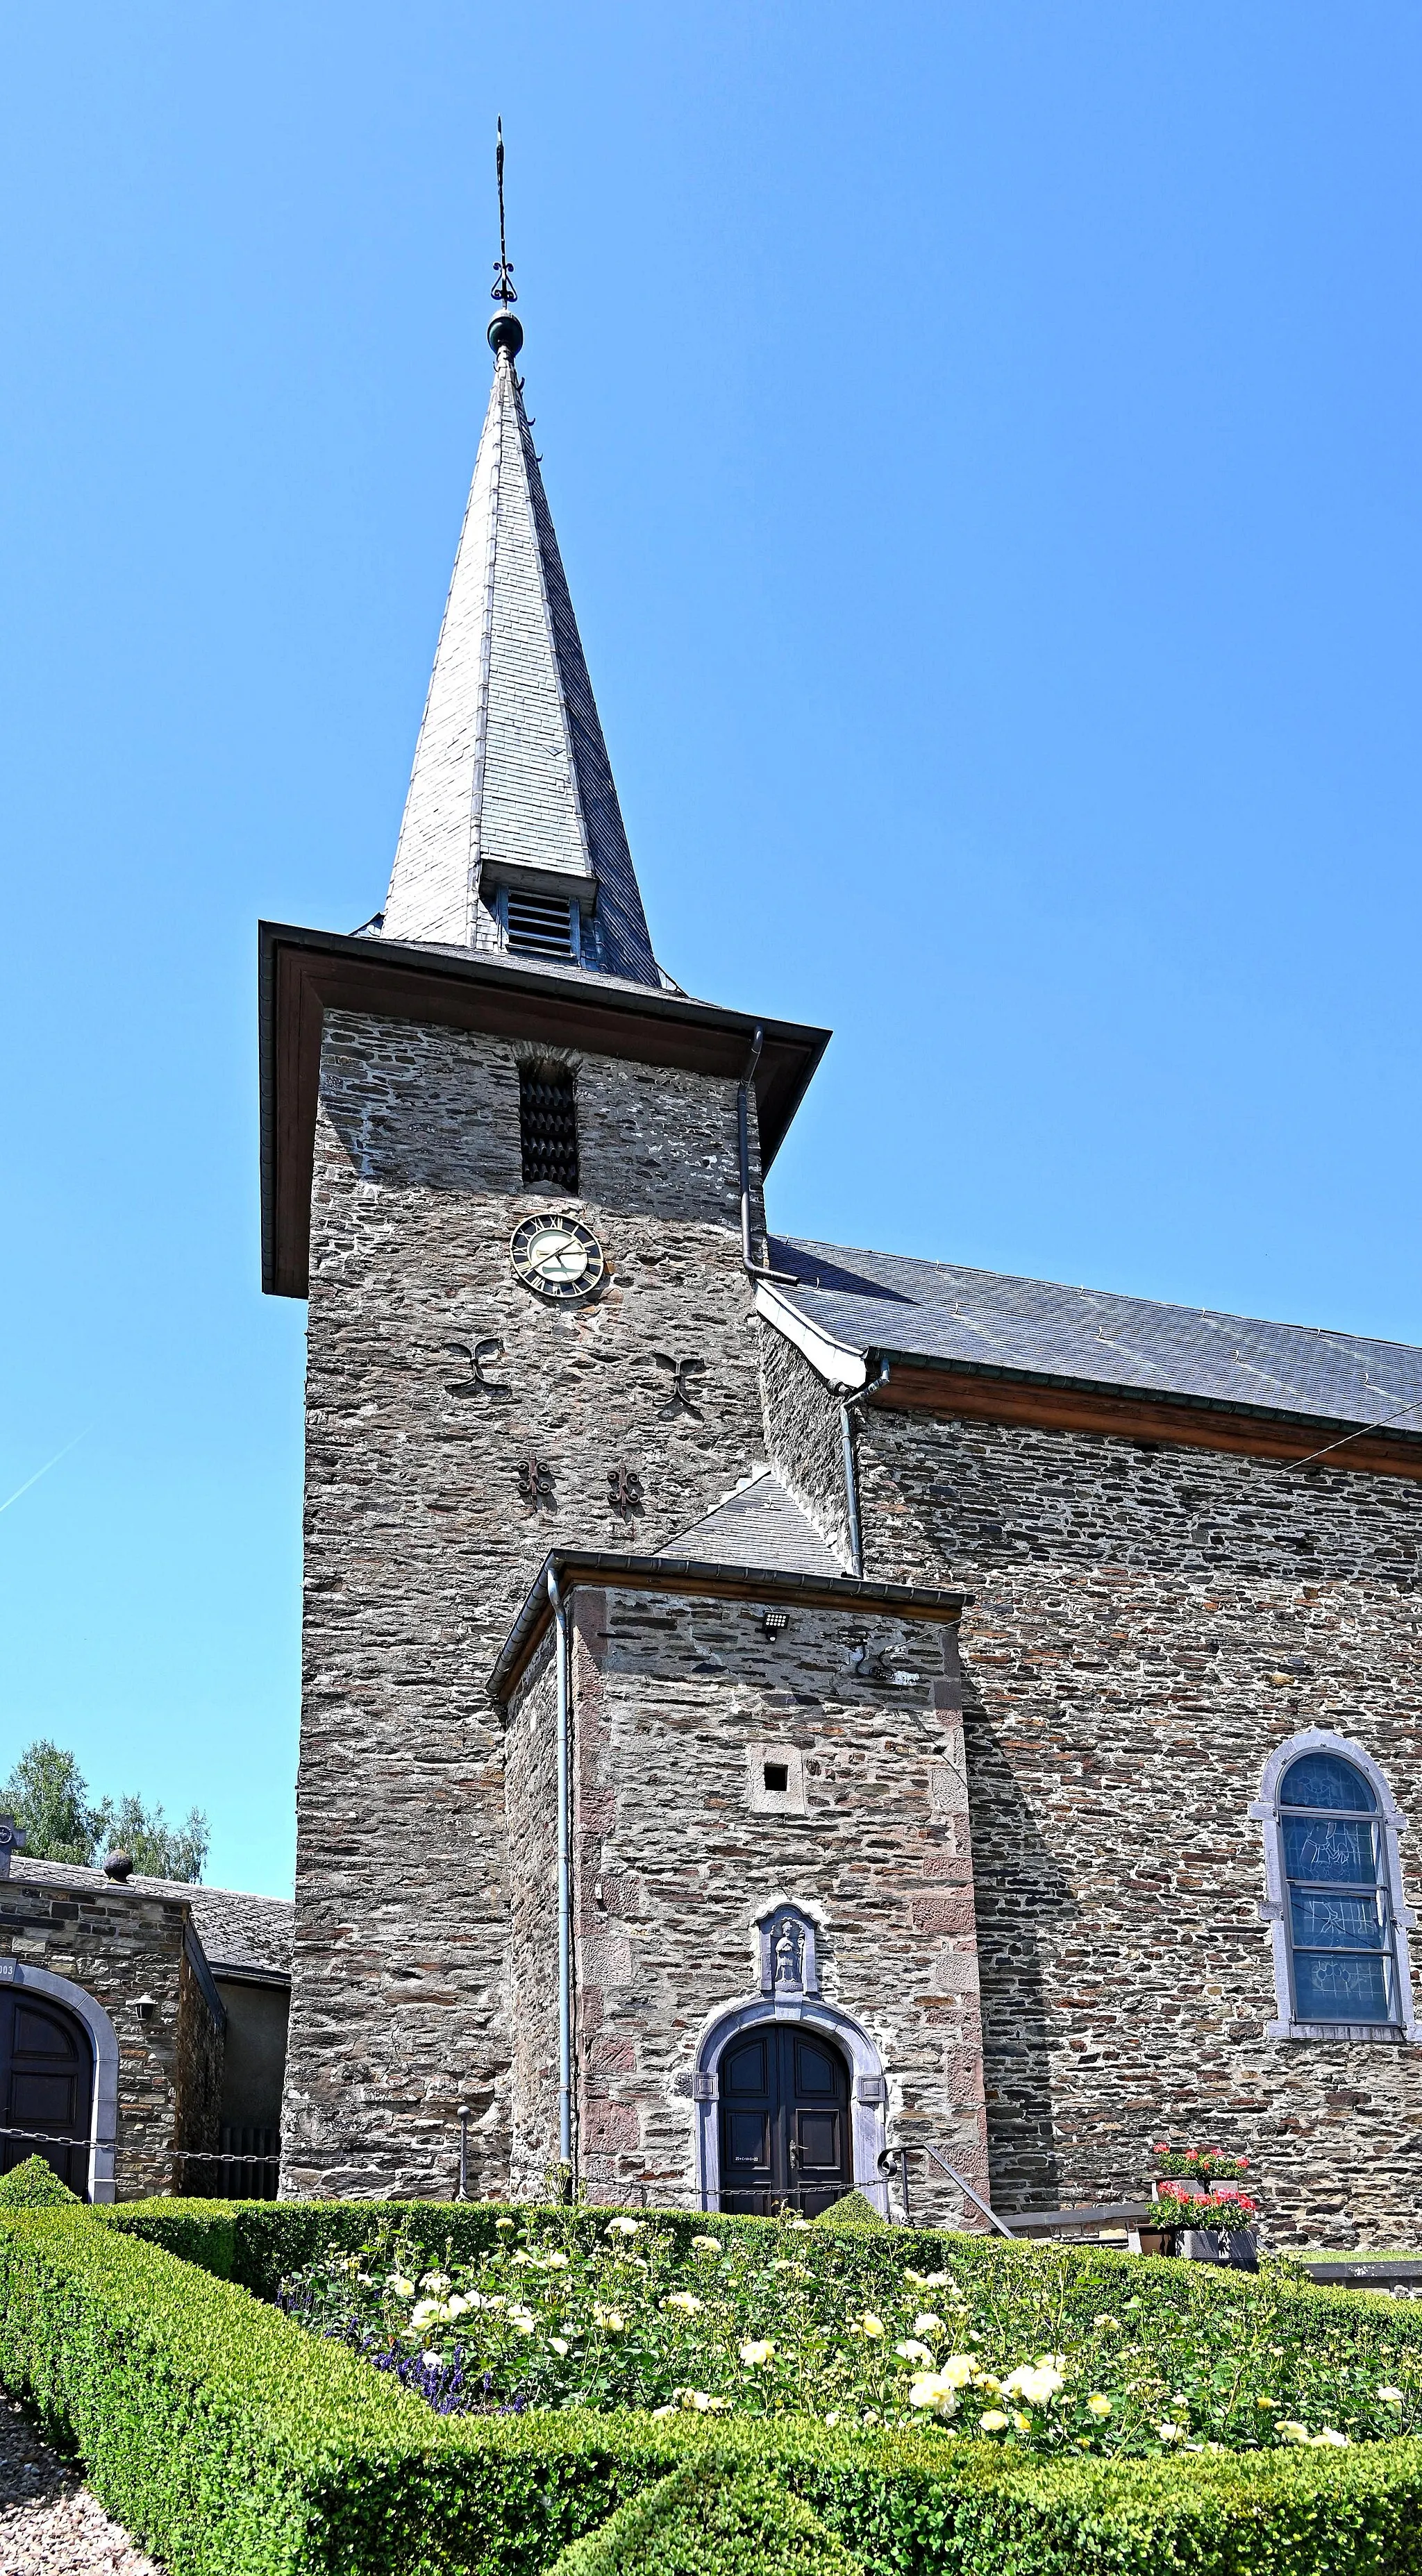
[746, 1742, 808, 1816]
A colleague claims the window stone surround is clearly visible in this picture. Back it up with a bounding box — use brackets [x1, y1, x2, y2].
[1250, 1726, 1421, 2046]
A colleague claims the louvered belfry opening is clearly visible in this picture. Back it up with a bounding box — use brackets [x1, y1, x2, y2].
[505, 889, 578, 961]
[519, 1061, 579, 1193]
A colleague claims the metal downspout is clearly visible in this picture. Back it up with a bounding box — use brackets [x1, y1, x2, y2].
[738, 1027, 798, 1286]
[546, 1567, 574, 2170]
[841, 1359, 891, 1578]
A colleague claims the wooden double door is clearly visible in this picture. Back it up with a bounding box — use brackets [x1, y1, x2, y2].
[718, 2023, 851, 2217]
[0, 1990, 93, 2198]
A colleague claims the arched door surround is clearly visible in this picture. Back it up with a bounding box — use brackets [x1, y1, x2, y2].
[718, 2020, 851, 2216]
[0, 1989, 94, 2196]
[1251, 1728, 1421, 2045]
[694, 1994, 889, 2216]
[0, 1962, 119, 2201]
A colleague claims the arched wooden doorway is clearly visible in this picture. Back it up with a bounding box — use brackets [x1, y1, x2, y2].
[0, 1989, 94, 2198]
[718, 2022, 851, 2216]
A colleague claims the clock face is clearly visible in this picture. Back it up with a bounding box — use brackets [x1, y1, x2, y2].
[510, 1212, 607, 1304]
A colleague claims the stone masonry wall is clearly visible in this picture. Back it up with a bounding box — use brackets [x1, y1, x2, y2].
[286, 1009, 773, 2195]
[515, 1581, 989, 2228]
[833, 1389, 1422, 2246]
[759, 1324, 851, 1567]
[0, 1865, 210, 2200]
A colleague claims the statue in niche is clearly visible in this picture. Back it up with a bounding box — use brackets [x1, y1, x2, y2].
[772, 1919, 804, 1990]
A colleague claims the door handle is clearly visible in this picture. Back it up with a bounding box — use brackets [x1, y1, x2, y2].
[788, 2138, 801, 2169]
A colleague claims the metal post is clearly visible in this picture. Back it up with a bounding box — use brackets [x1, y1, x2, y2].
[876, 2146, 901, 2224]
[456, 2104, 469, 2203]
[900, 2144, 912, 2228]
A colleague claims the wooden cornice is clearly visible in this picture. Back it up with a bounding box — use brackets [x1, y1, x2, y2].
[258, 923, 829, 1299]
[871, 1360, 1422, 1481]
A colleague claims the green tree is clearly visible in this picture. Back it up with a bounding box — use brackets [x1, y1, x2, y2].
[1, 1739, 209, 1883]
[92, 1791, 208, 1883]
[1, 1739, 97, 1864]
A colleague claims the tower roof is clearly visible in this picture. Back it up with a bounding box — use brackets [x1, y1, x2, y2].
[380, 312, 662, 988]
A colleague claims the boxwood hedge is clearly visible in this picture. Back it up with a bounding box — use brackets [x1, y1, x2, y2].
[0, 2201, 1421, 2574]
[544, 2462, 869, 2575]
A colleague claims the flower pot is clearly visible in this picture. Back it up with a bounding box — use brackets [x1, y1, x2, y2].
[1128, 2227, 1176, 2257]
[1153, 2173, 1250, 2197]
[1180, 2228, 1258, 2269]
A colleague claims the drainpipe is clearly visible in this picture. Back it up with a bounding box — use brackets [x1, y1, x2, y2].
[841, 1358, 891, 1578]
[547, 1567, 574, 2170]
[738, 1027, 798, 1286]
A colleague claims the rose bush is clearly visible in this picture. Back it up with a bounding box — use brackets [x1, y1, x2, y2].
[278, 2209, 1421, 2459]
[1153, 2141, 1252, 2184]
[1152, 2183, 1259, 2234]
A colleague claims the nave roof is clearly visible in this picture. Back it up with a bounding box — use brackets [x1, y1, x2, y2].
[764, 1236, 1422, 1445]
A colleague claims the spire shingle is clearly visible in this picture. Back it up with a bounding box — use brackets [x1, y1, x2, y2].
[380, 320, 660, 986]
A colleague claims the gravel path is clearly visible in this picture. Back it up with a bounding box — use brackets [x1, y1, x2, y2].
[0, 2396, 162, 2574]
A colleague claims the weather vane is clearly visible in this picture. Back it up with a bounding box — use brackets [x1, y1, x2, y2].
[492, 117, 517, 305]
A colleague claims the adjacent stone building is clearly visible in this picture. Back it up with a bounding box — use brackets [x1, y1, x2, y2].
[259, 289, 1422, 2246]
[0, 1835, 292, 2202]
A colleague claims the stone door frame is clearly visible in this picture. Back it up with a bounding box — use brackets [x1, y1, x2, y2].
[692, 1994, 890, 2216]
[0, 1960, 119, 2203]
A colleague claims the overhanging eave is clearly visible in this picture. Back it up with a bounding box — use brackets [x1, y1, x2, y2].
[258, 921, 830, 1298]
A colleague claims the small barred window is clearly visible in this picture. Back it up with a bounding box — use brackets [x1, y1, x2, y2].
[519, 1063, 579, 1193]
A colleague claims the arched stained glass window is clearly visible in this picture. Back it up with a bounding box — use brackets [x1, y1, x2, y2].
[1280, 1751, 1396, 2026]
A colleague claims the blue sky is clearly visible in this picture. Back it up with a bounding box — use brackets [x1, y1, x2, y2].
[3, 6, 1421, 1896]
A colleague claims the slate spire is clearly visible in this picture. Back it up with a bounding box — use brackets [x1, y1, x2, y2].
[380, 302, 661, 986]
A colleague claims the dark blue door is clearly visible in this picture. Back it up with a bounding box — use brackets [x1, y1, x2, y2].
[719, 2026, 850, 2216]
[0, 1992, 92, 2198]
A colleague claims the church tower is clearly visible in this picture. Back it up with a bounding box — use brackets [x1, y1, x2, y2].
[260, 285, 830, 2196]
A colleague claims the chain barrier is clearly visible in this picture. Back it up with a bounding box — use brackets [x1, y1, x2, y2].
[0, 2122, 279, 2171]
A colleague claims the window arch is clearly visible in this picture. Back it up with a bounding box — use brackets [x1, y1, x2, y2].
[1253, 1731, 1419, 2043]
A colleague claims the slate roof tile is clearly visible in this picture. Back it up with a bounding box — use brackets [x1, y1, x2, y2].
[8, 1860, 293, 1981]
[660, 1471, 844, 1577]
[770, 1236, 1422, 1439]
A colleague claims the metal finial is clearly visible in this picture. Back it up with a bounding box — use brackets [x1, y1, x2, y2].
[492, 117, 517, 305]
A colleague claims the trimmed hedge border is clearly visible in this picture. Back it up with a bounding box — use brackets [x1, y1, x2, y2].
[0, 2203, 1420, 2573]
[544, 2462, 869, 2575]
[102, 2194, 916, 2300]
